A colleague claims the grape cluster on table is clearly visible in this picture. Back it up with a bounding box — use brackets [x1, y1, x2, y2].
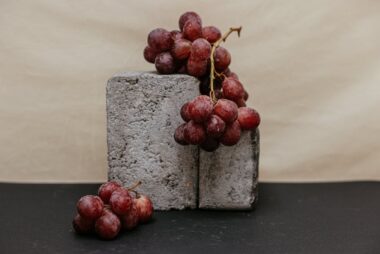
[143, 11, 261, 152]
[72, 181, 153, 240]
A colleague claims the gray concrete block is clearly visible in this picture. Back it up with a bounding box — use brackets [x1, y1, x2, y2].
[106, 72, 200, 210]
[199, 129, 260, 210]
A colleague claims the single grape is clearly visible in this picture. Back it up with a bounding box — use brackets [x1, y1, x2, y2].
[174, 123, 189, 145]
[109, 188, 133, 215]
[147, 28, 173, 52]
[72, 214, 94, 234]
[214, 46, 231, 72]
[98, 181, 122, 204]
[220, 120, 241, 146]
[202, 26, 222, 43]
[77, 195, 104, 220]
[171, 39, 192, 60]
[206, 114, 226, 138]
[155, 52, 176, 74]
[187, 58, 208, 77]
[190, 38, 211, 61]
[143, 46, 157, 63]
[238, 107, 261, 130]
[180, 102, 191, 122]
[95, 211, 121, 240]
[222, 77, 245, 101]
[120, 203, 139, 230]
[188, 95, 214, 123]
[213, 99, 238, 123]
[184, 120, 206, 145]
[229, 72, 239, 80]
[134, 195, 154, 223]
[244, 90, 249, 101]
[170, 30, 184, 40]
[179, 11, 202, 31]
[214, 88, 223, 99]
[183, 19, 202, 41]
[236, 98, 246, 107]
[200, 137, 220, 152]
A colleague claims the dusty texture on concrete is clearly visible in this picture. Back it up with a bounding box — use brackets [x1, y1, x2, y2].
[199, 129, 260, 210]
[107, 72, 199, 210]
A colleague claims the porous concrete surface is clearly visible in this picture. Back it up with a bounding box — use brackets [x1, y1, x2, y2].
[199, 129, 260, 210]
[107, 72, 199, 210]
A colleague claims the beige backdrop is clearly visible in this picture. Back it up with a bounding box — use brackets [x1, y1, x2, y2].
[1, 0, 379, 183]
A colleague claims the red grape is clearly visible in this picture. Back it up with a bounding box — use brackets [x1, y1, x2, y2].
[213, 99, 238, 123]
[180, 102, 191, 122]
[206, 114, 226, 138]
[134, 195, 154, 223]
[171, 39, 192, 60]
[147, 28, 173, 52]
[143, 46, 157, 63]
[202, 26, 221, 43]
[98, 181, 121, 204]
[190, 38, 211, 61]
[95, 211, 121, 240]
[77, 195, 104, 220]
[238, 107, 261, 130]
[188, 95, 214, 123]
[220, 120, 241, 146]
[120, 203, 139, 230]
[109, 188, 133, 215]
[179, 11, 202, 31]
[244, 90, 249, 101]
[72, 214, 94, 234]
[187, 58, 208, 77]
[200, 137, 220, 152]
[236, 98, 246, 107]
[184, 120, 206, 145]
[174, 123, 189, 145]
[155, 52, 175, 74]
[229, 72, 239, 80]
[222, 77, 245, 101]
[183, 19, 202, 41]
[214, 46, 231, 72]
[170, 30, 184, 40]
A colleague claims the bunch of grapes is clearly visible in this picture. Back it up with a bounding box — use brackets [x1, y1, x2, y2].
[72, 181, 153, 240]
[143, 11, 261, 152]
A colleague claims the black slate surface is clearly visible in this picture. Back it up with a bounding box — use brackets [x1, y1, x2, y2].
[0, 182, 379, 254]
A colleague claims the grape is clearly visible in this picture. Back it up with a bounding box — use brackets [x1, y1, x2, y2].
[95, 211, 121, 240]
[214, 89, 223, 99]
[206, 114, 226, 138]
[77, 195, 104, 220]
[238, 107, 261, 130]
[214, 46, 231, 72]
[109, 188, 133, 215]
[236, 98, 246, 107]
[220, 120, 241, 146]
[174, 123, 188, 145]
[179, 11, 202, 31]
[143, 46, 157, 63]
[202, 26, 222, 43]
[244, 90, 249, 101]
[134, 195, 154, 223]
[170, 30, 184, 40]
[147, 28, 173, 52]
[200, 137, 220, 152]
[183, 19, 202, 41]
[229, 72, 239, 80]
[120, 203, 139, 230]
[222, 77, 245, 101]
[98, 181, 121, 204]
[190, 38, 211, 61]
[72, 214, 94, 234]
[155, 52, 176, 74]
[180, 102, 191, 122]
[184, 120, 206, 144]
[171, 39, 192, 60]
[213, 99, 238, 123]
[187, 58, 208, 77]
[188, 95, 214, 123]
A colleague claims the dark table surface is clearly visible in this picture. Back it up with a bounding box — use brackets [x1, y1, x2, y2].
[0, 182, 379, 254]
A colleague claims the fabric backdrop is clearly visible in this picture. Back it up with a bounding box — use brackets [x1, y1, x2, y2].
[0, 0, 379, 183]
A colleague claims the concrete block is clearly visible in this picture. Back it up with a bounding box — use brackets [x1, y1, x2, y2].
[106, 72, 199, 210]
[199, 129, 260, 210]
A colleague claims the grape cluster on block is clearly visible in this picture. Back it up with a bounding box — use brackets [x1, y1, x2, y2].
[143, 11, 261, 151]
[72, 181, 153, 240]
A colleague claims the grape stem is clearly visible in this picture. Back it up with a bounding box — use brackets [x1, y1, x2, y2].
[209, 26, 242, 103]
[127, 181, 142, 191]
